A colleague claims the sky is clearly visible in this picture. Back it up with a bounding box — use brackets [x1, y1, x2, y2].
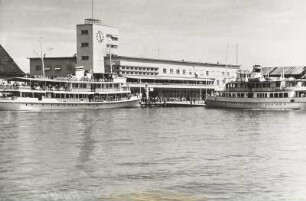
[1, 0, 306, 73]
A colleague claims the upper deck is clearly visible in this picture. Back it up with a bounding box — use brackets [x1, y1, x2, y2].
[225, 79, 306, 92]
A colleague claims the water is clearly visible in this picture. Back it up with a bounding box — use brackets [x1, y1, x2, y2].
[1, 108, 306, 201]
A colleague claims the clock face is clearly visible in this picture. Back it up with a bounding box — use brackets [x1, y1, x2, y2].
[96, 30, 104, 43]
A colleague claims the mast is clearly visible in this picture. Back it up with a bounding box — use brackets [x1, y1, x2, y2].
[225, 42, 229, 82]
[110, 49, 112, 74]
[40, 38, 45, 78]
[235, 43, 238, 65]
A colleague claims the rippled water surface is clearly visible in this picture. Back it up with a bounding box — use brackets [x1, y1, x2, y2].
[1, 108, 306, 201]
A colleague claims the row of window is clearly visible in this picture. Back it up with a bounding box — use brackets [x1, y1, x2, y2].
[121, 71, 158, 76]
[71, 83, 119, 89]
[35, 65, 74, 71]
[162, 68, 212, 76]
[80, 43, 118, 48]
[227, 82, 276, 89]
[220, 92, 289, 98]
[120, 66, 158, 71]
[80, 30, 118, 41]
[217, 101, 289, 107]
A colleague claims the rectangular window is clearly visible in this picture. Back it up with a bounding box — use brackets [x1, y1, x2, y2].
[176, 69, 180, 74]
[55, 65, 62, 71]
[170, 69, 174, 74]
[81, 43, 89, 47]
[81, 56, 89, 60]
[81, 30, 88, 35]
[35, 65, 41, 71]
[45, 65, 51, 71]
[163, 68, 167, 73]
[206, 71, 209, 76]
[183, 70, 186, 75]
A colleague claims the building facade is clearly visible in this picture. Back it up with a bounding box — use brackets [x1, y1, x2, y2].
[105, 56, 239, 99]
[106, 56, 238, 84]
[29, 56, 76, 77]
[76, 19, 118, 73]
[29, 18, 240, 100]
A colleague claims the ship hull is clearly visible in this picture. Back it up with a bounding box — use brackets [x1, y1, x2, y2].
[0, 97, 141, 111]
[205, 97, 306, 110]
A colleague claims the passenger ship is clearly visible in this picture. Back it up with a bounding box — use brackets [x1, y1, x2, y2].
[205, 65, 306, 110]
[0, 73, 141, 111]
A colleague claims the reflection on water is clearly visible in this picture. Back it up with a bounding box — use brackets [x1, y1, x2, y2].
[1, 108, 306, 200]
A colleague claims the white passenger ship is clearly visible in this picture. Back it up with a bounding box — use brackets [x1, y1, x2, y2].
[0, 74, 140, 111]
[205, 65, 306, 110]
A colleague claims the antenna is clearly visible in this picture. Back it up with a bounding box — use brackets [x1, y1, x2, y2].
[92, 0, 94, 19]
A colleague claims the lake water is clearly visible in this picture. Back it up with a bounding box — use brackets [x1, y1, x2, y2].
[1, 108, 306, 201]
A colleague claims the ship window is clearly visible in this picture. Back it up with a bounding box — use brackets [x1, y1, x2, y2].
[274, 93, 279, 98]
[270, 93, 274, 98]
[170, 69, 174, 74]
[176, 69, 180, 74]
[284, 93, 288, 98]
[163, 68, 167, 73]
[279, 93, 283, 98]
[248, 93, 253, 98]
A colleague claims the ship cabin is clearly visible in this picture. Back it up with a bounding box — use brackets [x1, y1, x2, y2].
[216, 79, 306, 99]
[0, 77, 132, 102]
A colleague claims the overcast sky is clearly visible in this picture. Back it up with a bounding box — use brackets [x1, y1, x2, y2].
[1, 0, 306, 73]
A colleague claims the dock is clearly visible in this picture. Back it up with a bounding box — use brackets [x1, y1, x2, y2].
[140, 100, 206, 107]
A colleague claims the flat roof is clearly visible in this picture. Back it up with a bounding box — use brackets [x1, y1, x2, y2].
[28, 57, 76, 60]
[125, 75, 214, 81]
[107, 56, 240, 69]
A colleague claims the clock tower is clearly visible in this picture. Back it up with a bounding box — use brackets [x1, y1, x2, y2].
[76, 19, 119, 73]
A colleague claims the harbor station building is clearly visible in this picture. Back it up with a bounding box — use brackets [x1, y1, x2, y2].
[29, 18, 240, 100]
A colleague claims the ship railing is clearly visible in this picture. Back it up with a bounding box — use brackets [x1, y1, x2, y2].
[58, 97, 131, 103]
[127, 82, 214, 86]
[227, 87, 302, 92]
[0, 85, 130, 93]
